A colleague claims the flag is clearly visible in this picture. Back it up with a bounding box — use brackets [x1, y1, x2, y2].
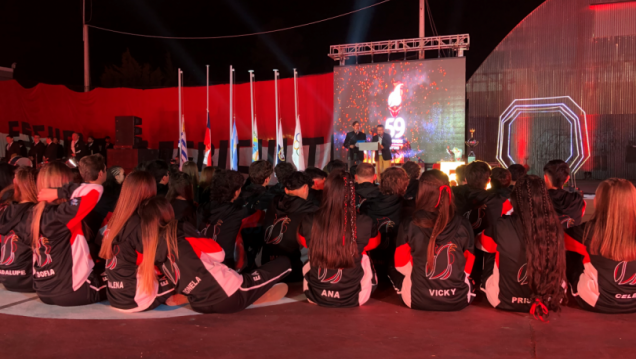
[179, 115, 188, 171]
[276, 117, 285, 165]
[252, 116, 259, 162]
[203, 112, 212, 166]
[230, 120, 239, 171]
[292, 115, 305, 170]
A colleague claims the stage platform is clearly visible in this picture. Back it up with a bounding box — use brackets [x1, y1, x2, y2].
[1, 280, 634, 359]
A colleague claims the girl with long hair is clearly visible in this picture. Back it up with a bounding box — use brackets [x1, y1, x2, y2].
[391, 170, 476, 311]
[0, 167, 38, 292]
[166, 172, 197, 226]
[98, 171, 177, 312]
[30, 162, 106, 306]
[565, 178, 636, 313]
[182, 161, 200, 203]
[145, 197, 291, 313]
[298, 171, 380, 307]
[479, 175, 566, 321]
[197, 166, 215, 207]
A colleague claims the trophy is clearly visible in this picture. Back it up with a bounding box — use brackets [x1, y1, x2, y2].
[465, 129, 479, 163]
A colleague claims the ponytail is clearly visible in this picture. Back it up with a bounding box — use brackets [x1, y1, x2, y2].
[31, 162, 73, 249]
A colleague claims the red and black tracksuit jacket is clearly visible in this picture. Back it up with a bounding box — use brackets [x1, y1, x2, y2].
[0, 202, 35, 292]
[100, 213, 175, 312]
[452, 185, 492, 236]
[548, 189, 586, 229]
[393, 213, 476, 311]
[32, 183, 105, 300]
[565, 223, 636, 313]
[477, 215, 538, 312]
[262, 195, 318, 281]
[197, 201, 263, 271]
[359, 193, 404, 263]
[298, 213, 380, 307]
[355, 182, 380, 206]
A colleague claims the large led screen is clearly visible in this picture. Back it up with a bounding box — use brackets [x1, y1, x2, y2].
[333, 57, 466, 163]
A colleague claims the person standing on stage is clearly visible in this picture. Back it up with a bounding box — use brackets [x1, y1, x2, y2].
[54, 138, 65, 160]
[86, 136, 99, 156]
[43, 137, 58, 163]
[372, 124, 392, 181]
[4, 135, 20, 160]
[69, 133, 87, 162]
[29, 135, 46, 165]
[343, 121, 366, 170]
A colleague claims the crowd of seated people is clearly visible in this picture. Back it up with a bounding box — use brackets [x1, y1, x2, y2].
[2, 148, 636, 319]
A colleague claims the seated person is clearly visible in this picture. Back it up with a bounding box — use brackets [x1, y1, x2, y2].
[354, 163, 380, 205]
[167, 172, 197, 226]
[262, 172, 318, 282]
[452, 161, 492, 235]
[454, 164, 467, 186]
[488, 167, 513, 216]
[508, 164, 527, 188]
[478, 175, 566, 321]
[304, 167, 327, 207]
[323, 159, 346, 175]
[402, 161, 421, 201]
[565, 178, 636, 314]
[543, 160, 585, 228]
[269, 162, 296, 199]
[391, 171, 475, 311]
[239, 160, 275, 211]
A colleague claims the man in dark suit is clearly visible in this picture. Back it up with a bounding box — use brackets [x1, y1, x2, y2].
[343, 121, 367, 170]
[102, 136, 114, 165]
[4, 135, 20, 161]
[69, 132, 87, 161]
[86, 136, 99, 156]
[54, 137, 65, 160]
[28, 134, 46, 165]
[372, 124, 392, 181]
[43, 137, 58, 162]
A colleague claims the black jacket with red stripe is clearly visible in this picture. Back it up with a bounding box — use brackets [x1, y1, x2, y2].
[298, 213, 380, 308]
[0, 202, 35, 292]
[355, 182, 380, 206]
[262, 195, 318, 279]
[394, 213, 475, 310]
[32, 183, 103, 299]
[548, 189, 586, 229]
[477, 215, 536, 312]
[159, 222, 247, 309]
[197, 201, 262, 271]
[359, 193, 404, 254]
[452, 185, 491, 236]
[565, 223, 636, 313]
[101, 213, 174, 312]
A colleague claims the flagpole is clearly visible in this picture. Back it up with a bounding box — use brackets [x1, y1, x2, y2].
[274, 69, 279, 165]
[249, 69, 255, 161]
[178, 68, 182, 163]
[294, 69, 298, 122]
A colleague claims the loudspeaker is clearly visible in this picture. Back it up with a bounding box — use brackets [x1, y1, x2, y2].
[107, 148, 159, 173]
[115, 116, 142, 149]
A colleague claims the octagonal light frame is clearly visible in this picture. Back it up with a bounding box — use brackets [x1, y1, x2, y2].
[496, 96, 590, 177]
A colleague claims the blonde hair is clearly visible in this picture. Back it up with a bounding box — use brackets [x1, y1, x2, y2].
[585, 178, 636, 261]
[99, 171, 157, 259]
[199, 166, 215, 189]
[13, 167, 38, 203]
[31, 162, 73, 248]
[137, 197, 179, 295]
[182, 161, 199, 190]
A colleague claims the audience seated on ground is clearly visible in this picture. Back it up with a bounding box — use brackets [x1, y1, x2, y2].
[270, 162, 296, 199]
[479, 175, 566, 321]
[262, 171, 318, 282]
[354, 162, 380, 205]
[564, 178, 636, 314]
[146, 160, 170, 197]
[240, 160, 274, 211]
[304, 167, 327, 207]
[391, 169, 476, 311]
[454, 164, 467, 186]
[543, 159, 585, 228]
[298, 171, 380, 307]
[452, 160, 492, 235]
[181, 161, 200, 204]
[402, 161, 421, 201]
[323, 159, 346, 175]
[0, 167, 38, 292]
[197, 166, 215, 207]
[488, 167, 513, 216]
[166, 171, 197, 226]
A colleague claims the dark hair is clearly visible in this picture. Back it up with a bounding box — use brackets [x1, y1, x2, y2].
[490, 167, 512, 189]
[105, 136, 111, 140]
[421, 169, 449, 186]
[103, 167, 123, 195]
[167, 172, 194, 202]
[508, 164, 527, 182]
[249, 160, 273, 185]
[5, 135, 12, 139]
[324, 159, 347, 174]
[543, 160, 570, 188]
[284, 171, 312, 191]
[210, 169, 244, 203]
[78, 154, 105, 182]
[0, 163, 15, 191]
[356, 163, 375, 178]
[309, 171, 357, 269]
[465, 161, 491, 190]
[455, 164, 467, 184]
[510, 175, 566, 319]
[377, 124, 384, 129]
[304, 167, 327, 180]
[352, 121, 359, 126]
[380, 167, 409, 196]
[274, 162, 296, 184]
[402, 161, 421, 180]
[146, 160, 170, 184]
[71, 168, 83, 184]
[414, 170, 455, 273]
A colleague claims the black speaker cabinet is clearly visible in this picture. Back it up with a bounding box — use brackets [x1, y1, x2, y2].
[115, 116, 141, 149]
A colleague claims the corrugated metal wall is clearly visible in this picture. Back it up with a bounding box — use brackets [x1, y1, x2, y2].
[466, 0, 636, 179]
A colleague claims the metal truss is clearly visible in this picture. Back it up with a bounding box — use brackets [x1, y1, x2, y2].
[328, 34, 470, 65]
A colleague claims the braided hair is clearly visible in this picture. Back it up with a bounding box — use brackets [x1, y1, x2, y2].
[510, 175, 566, 321]
[309, 171, 357, 269]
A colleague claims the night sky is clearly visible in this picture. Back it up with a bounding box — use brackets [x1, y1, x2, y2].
[0, 0, 545, 89]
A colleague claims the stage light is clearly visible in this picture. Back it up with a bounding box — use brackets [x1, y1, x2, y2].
[496, 96, 590, 178]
